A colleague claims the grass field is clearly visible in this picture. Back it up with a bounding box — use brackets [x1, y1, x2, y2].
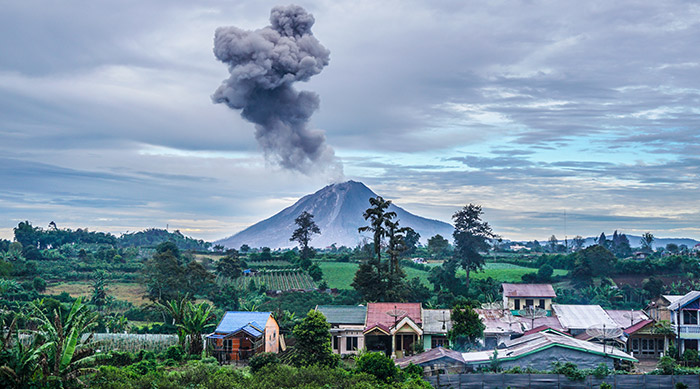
[46, 281, 150, 306]
[318, 261, 568, 290]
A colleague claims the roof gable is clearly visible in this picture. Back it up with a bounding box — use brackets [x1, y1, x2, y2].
[365, 303, 421, 332]
[552, 304, 618, 330]
[502, 283, 556, 298]
[669, 291, 700, 311]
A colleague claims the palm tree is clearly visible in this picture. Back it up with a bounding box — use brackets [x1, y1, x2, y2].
[30, 297, 100, 385]
[179, 302, 216, 355]
[155, 294, 189, 347]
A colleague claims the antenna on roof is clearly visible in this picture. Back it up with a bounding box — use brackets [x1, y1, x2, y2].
[586, 324, 623, 356]
[437, 310, 450, 331]
[518, 306, 547, 331]
[386, 306, 406, 328]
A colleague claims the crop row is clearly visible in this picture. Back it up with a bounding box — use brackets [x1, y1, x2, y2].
[235, 270, 316, 291]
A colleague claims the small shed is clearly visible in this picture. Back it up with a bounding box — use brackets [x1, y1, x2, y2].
[207, 311, 279, 363]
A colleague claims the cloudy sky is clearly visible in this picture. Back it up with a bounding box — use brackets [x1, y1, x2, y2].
[2, 0, 699, 243]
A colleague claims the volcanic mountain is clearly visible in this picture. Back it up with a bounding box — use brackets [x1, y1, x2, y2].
[217, 180, 454, 249]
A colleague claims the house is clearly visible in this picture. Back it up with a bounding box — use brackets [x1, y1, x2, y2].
[206, 311, 279, 363]
[315, 305, 366, 355]
[395, 346, 465, 372]
[396, 332, 637, 371]
[647, 295, 683, 322]
[552, 304, 619, 337]
[605, 309, 666, 358]
[475, 308, 523, 349]
[502, 283, 556, 314]
[668, 291, 700, 354]
[422, 309, 452, 350]
[364, 303, 422, 358]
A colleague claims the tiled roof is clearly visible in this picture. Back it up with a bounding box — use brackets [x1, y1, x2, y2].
[316, 305, 366, 325]
[605, 310, 649, 329]
[552, 304, 618, 330]
[522, 325, 570, 337]
[365, 303, 421, 332]
[624, 319, 654, 335]
[214, 311, 271, 334]
[422, 309, 452, 334]
[502, 283, 556, 298]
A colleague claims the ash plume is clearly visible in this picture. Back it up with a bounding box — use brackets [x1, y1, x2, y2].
[212, 5, 342, 176]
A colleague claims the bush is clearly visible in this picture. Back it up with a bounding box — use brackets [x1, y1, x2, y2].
[249, 352, 280, 373]
[676, 383, 689, 389]
[657, 356, 679, 375]
[403, 363, 423, 378]
[551, 362, 586, 381]
[356, 351, 398, 382]
[600, 383, 613, 389]
[592, 363, 611, 379]
[682, 349, 698, 362]
[164, 345, 185, 361]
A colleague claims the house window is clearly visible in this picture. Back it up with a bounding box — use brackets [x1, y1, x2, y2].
[224, 339, 232, 352]
[432, 336, 447, 348]
[514, 299, 520, 310]
[333, 336, 339, 350]
[538, 299, 545, 309]
[346, 337, 358, 351]
[632, 339, 639, 352]
[683, 310, 698, 325]
[525, 299, 534, 308]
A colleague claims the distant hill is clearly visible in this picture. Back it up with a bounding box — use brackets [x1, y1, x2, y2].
[581, 234, 699, 250]
[216, 180, 454, 249]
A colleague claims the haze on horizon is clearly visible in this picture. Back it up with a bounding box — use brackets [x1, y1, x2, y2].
[1, 1, 699, 243]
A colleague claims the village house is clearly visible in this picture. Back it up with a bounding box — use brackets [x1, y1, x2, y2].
[315, 305, 366, 355]
[669, 291, 700, 355]
[206, 311, 279, 363]
[605, 309, 666, 358]
[364, 302, 422, 358]
[647, 294, 683, 322]
[422, 309, 452, 350]
[502, 283, 556, 314]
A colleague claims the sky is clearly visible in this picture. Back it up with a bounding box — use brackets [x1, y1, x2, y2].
[1, 0, 699, 243]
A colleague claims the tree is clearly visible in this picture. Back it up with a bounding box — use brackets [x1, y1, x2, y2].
[537, 264, 554, 281]
[216, 250, 245, 279]
[451, 204, 494, 291]
[90, 271, 108, 311]
[597, 232, 608, 248]
[178, 302, 215, 355]
[448, 303, 485, 351]
[641, 232, 654, 253]
[240, 244, 250, 253]
[385, 220, 414, 275]
[142, 242, 214, 303]
[572, 236, 585, 251]
[308, 263, 323, 282]
[290, 211, 321, 263]
[358, 196, 395, 263]
[156, 295, 189, 347]
[13, 221, 40, 249]
[427, 234, 450, 259]
[292, 310, 338, 368]
[402, 229, 421, 256]
[572, 245, 617, 279]
[548, 235, 559, 253]
[666, 243, 679, 254]
[356, 352, 398, 382]
[213, 244, 224, 253]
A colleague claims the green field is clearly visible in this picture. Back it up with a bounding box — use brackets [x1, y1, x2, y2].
[318, 261, 567, 290]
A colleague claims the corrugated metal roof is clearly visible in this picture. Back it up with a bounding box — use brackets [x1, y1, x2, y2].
[605, 310, 649, 329]
[422, 309, 452, 334]
[552, 304, 618, 330]
[395, 346, 465, 368]
[502, 283, 556, 298]
[214, 311, 271, 334]
[669, 291, 700, 311]
[316, 305, 366, 325]
[499, 332, 635, 362]
[475, 309, 524, 335]
[365, 303, 421, 332]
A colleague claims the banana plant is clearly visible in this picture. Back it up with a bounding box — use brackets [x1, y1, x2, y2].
[178, 301, 216, 355]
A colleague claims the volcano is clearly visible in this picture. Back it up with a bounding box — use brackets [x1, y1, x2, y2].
[217, 180, 454, 249]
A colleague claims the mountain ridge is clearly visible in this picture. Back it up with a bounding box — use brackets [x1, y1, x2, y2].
[216, 180, 454, 249]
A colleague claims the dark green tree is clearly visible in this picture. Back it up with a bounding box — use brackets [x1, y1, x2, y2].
[91, 271, 108, 311]
[427, 234, 450, 259]
[451, 204, 494, 291]
[216, 250, 245, 279]
[308, 263, 323, 282]
[290, 211, 321, 264]
[448, 303, 485, 351]
[292, 310, 338, 368]
[572, 245, 617, 279]
[356, 352, 398, 382]
[402, 229, 421, 256]
[641, 232, 654, 253]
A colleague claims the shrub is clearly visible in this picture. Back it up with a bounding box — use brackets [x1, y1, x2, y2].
[657, 356, 679, 375]
[164, 345, 184, 361]
[682, 349, 698, 362]
[403, 363, 423, 378]
[592, 363, 611, 379]
[600, 383, 613, 389]
[551, 362, 586, 381]
[676, 383, 689, 389]
[249, 352, 280, 373]
[356, 351, 398, 382]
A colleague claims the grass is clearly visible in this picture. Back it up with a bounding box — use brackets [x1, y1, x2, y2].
[46, 281, 150, 306]
[318, 261, 568, 290]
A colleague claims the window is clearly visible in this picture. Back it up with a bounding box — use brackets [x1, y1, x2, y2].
[632, 339, 639, 352]
[224, 339, 232, 352]
[525, 299, 534, 308]
[333, 336, 339, 350]
[346, 336, 358, 351]
[514, 299, 520, 310]
[432, 336, 447, 348]
[538, 299, 545, 309]
[683, 310, 698, 325]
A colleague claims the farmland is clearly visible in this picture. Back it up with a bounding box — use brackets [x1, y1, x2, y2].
[46, 281, 150, 306]
[318, 261, 568, 290]
[234, 269, 316, 291]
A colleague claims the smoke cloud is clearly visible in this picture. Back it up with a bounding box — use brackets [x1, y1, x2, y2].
[212, 5, 342, 176]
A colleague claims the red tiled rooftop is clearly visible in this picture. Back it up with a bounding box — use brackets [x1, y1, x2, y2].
[502, 283, 556, 298]
[365, 303, 421, 331]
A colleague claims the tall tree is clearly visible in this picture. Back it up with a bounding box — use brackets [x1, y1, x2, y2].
[427, 234, 450, 259]
[290, 211, 321, 263]
[448, 303, 485, 351]
[358, 196, 396, 263]
[385, 220, 414, 275]
[178, 302, 215, 355]
[548, 235, 559, 253]
[216, 249, 245, 279]
[572, 235, 585, 251]
[451, 204, 494, 291]
[597, 232, 608, 248]
[641, 232, 654, 253]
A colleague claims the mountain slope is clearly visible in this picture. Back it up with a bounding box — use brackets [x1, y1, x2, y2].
[217, 181, 454, 249]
